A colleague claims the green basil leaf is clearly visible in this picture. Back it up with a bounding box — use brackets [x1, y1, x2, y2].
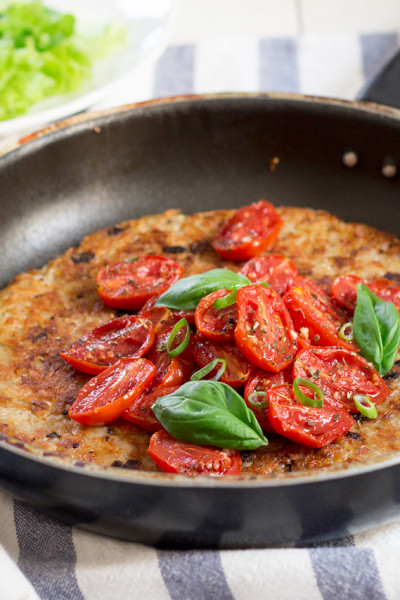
[151, 380, 268, 450]
[353, 284, 400, 376]
[374, 298, 400, 375]
[155, 268, 250, 311]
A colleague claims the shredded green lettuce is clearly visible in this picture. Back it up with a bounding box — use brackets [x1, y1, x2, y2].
[0, 0, 126, 121]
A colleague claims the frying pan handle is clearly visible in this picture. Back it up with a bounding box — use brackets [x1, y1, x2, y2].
[357, 48, 400, 108]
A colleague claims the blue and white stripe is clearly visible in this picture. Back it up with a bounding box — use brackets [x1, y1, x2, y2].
[3, 489, 399, 600]
[149, 31, 399, 102]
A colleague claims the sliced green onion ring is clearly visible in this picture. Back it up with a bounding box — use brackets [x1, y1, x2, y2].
[247, 391, 269, 409]
[293, 377, 324, 408]
[353, 394, 377, 419]
[190, 358, 227, 381]
[339, 321, 354, 342]
[213, 290, 237, 310]
[166, 318, 191, 357]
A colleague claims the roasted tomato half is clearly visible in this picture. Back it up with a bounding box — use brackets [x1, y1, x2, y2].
[212, 200, 283, 261]
[123, 325, 193, 430]
[123, 385, 180, 431]
[190, 332, 251, 388]
[331, 274, 400, 314]
[195, 288, 238, 341]
[244, 368, 291, 431]
[60, 315, 155, 375]
[293, 346, 390, 412]
[235, 284, 297, 373]
[148, 430, 242, 475]
[97, 255, 184, 310]
[267, 384, 355, 448]
[284, 277, 355, 350]
[240, 255, 298, 296]
[69, 358, 156, 426]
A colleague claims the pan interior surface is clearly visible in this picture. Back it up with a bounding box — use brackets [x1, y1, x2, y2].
[0, 95, 400, 287]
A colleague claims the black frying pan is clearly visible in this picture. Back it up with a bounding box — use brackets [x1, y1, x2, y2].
[1, 57, 400, 549]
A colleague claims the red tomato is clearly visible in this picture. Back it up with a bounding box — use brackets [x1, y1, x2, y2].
[148, 430, 242, 475]
[60, 315, 155, 375]
[96, 256, 184, 310]
[284, 277, 355, 350]
[139, 305, 177, 335]
[293, 277, 347, 319]
[369, 279, 400, 313]
[123, 322, 194, 431]
[244, 368, 291, 431]
[234, 284, 297, 373]
[331, 275, 400, 315]
[145, 326, 194, 390]
[69, 358, 156, 426]
[330, 274, 366, 313]
[139, 296, 196, 326]
[195, 288, 237, 341]
[190, 332, 251, 388]
[240, 255, 298, 296]
[172, 310, 195, 325]
[123, 385, 180, 431]
[173, 310, 196, 326]
[267, 385, 355, 448]
[212, 200, 283, 261]
[292, 347, 390, 412]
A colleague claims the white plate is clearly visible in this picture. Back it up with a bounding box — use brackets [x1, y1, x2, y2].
[0, 0, 174, 138]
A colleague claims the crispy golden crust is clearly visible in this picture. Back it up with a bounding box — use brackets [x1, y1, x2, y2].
[0, 205, 400, 476]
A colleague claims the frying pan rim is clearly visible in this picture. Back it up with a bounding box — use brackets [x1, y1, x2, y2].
[2, 90, 400, 160]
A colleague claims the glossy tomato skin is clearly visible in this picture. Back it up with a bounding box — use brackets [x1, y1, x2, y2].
[123, 326, 193, 430]
[69, 358, 156, 426]
[139, 304, 177, 336]
[190, 332, 251, 388]
[145, 326, 194, 390]
[123, 386, 180, 431]
[284, 277, 355, 350]
[96, 255, 184, 310]
[331, 274, 365, 313]
[195, 288, 238, 341]
[60, 315, 155, 375]
[240, 255, 298, 296]
[148, 430, 242, 475]
[122, 326, 193, 430]
[267, 384, 355, 448]
[175, 311, 196, 325]
[244, 368, 291, 431]
[293, 346, 390, 412]
[369, 279, 400, 313]
[234, 284, 297, 373]
[212, 200, 283, 261]
[331, 275, 400, 314]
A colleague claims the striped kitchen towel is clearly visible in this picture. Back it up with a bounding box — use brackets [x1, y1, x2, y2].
[93, 30, 400, 108]
[1, 490, 400, 600]
[2, 30, 400, 600]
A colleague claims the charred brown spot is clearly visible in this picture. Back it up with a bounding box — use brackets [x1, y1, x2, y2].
[345, 431, 361, 440]
[107, 226, 126, 236]
[33, 330, 47, 341]
[189, 240, 210, 254]
[71, 251, 95, 264]
[162, 245, 186, 253]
